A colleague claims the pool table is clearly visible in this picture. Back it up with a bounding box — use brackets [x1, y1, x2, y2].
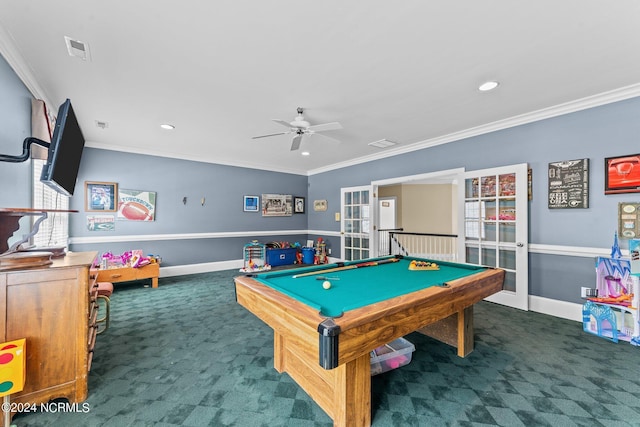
[234, 255, 504, 427]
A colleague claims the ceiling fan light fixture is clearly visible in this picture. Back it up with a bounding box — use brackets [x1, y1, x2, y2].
[301, 151, 310, 156]
[478, 81, 499, 92]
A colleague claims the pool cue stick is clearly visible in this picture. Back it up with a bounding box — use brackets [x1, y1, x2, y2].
[292, 257, 400, 278]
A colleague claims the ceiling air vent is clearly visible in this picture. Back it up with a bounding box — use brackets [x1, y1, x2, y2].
[64, 36, 91, 61]
[368, 139, 398, 149]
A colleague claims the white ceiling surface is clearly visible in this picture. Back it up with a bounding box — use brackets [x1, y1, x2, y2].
[1, 1, 640, 176]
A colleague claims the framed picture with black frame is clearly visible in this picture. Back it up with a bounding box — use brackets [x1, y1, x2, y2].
[294, 197, 305, 214]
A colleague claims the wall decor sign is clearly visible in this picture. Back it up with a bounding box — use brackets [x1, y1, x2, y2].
[313, 200, 328, 211]
[118, 189, 156, 221]
[243, 195, 259, 212]
[605, 153, 640, 194]
[261, 194, 292, 217]
[618, 202, 640, 239]
[548, 158, 589, 209]
[294, 197, 305, 214]
[87, 215, 115, 231]
[85, 181, 118, 212]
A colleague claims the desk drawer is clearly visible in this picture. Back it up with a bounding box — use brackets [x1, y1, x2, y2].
[96, 263, 159, 284]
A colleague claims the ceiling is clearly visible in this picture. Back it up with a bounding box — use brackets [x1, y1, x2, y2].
[1, 1, 640, 176]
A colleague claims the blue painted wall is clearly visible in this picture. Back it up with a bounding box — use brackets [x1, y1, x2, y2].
[0, 55, 33, 206]
[3, 50, 640, 305]
[308, 97, 640, 303]
[68, 148, 309, 266]
[0, 54, 35, 246]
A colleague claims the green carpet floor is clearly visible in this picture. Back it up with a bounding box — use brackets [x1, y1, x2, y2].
[12, 269, 640, 426]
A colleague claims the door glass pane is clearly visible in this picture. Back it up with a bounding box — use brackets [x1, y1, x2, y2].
[353, 206, 360, 219]
[499, 173, 516, 197]
[345, 236, 352, 247]
[484, 223, 496, 241]
[345, 248, 352, 261]
[499, 224, 515, 243]
[353, 192, 360, 204]
[362, 238, 369, 249]
[504, 270, 516, 292]
[362, 220, 370, 233]
[499, 248, 516, 270]
[481, 247, 496, 267]
[345, 206, 352, 219]
[361, 249, 369, 259]
[499, 199, 516, 221]
[362, 191, 369, 204]
[465, 178, 479, 198]
[344, 193, 352, 204]
[353, 221, 361, 233]
[466, 246, 479, 264]
[481, 176, 496, 197]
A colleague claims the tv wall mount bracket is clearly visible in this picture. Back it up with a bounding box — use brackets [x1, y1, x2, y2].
[0, 137, 50, 163]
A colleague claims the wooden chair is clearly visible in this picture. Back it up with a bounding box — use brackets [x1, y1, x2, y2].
[96, 282, 114, 334]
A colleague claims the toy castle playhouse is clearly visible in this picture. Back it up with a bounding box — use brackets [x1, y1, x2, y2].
[582, 256, 639, 345]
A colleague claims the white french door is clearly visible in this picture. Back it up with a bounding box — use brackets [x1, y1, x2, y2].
[462, 163, 529, 310]
[341, 185, 372, 261]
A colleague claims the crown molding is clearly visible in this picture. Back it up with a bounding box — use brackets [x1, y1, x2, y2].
[308, 84, 640, 176]
[0, 25, 53, 107]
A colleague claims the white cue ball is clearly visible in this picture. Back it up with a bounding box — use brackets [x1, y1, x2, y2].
[322, 281, 331, 290]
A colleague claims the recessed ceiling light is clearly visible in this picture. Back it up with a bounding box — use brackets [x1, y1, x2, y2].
[478, 81, 499, 92]
[301, 151, 310, 156]
[160, 124, 175, 130]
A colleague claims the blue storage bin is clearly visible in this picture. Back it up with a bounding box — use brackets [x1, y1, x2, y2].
[266, 248, 298, 267]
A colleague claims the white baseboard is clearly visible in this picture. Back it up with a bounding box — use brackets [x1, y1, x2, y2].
[528, 295, 582, 322]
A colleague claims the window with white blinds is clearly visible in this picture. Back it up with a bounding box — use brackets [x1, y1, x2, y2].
[32, 159, 70, 248]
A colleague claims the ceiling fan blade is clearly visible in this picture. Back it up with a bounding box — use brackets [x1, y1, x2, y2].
[290, 134, 303, 151]
[311, 132, 341, 144]
[252, 132, 289, 139]
[272, 119, 293, 129]
[307, 122, 342, 132]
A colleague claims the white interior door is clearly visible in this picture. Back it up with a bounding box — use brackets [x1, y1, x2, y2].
[378, 197, 397, 230]
[461, 163, 529, 310]
[341, 185, 372, 261]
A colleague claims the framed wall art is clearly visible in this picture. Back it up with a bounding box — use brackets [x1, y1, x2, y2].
[117, 189, 156, 221]
[605, 153, 640, 194]
[294, 197, 305, 214]
[261, 194, 292, 217]
[85, 181, 118, 212]
[548, 159, 589, 209]
[243, 195, 259, 212]
[313, 200, 327, 211]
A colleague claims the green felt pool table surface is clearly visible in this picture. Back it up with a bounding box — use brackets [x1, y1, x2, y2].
[252, 256, 487, 317]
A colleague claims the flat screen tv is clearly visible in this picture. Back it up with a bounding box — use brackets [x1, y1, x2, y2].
[40, 99, 86, 196]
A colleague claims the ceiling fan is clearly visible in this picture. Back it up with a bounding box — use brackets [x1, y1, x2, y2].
[252, 107, 342, 151]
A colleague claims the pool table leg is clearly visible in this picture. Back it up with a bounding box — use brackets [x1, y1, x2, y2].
[418, 306, 474, 357]
[272, 331, 372, 427]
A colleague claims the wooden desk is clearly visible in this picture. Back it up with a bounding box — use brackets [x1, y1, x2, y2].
[1, 251, 97, 412]
[95, 263, 160, 288]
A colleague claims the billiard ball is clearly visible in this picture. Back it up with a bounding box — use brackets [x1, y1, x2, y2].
[322, 281, 331, 290]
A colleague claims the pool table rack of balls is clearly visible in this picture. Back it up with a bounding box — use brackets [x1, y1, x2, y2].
[234, 255, 505, 427]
